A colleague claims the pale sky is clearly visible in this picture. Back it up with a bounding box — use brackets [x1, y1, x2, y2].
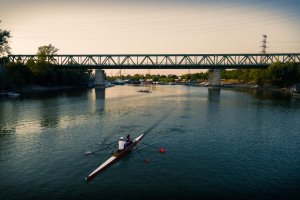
[1, 0, 300, 75]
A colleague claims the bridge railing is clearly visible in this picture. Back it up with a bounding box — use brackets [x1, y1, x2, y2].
[7, 54, 300, 69]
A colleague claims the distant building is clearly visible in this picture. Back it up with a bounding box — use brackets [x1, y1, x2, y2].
[144, 79, 153, 84]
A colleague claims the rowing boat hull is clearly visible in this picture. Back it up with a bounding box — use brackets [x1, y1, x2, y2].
[85, 134, 144, 181]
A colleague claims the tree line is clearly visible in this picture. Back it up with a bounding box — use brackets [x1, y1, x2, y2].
[107, 72, 208, 83]
[108, 63, 300, 87]
[0, 44, 94, 90]
[221, 62, 300, 87]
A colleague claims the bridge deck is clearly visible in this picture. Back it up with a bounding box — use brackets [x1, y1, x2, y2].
[7, 53, 300, 69]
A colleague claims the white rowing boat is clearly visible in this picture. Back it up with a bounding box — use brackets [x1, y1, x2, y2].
[85, 134, 144, 181]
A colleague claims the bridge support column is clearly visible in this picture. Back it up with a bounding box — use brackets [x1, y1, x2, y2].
[94, 69, 106, 88]
[208, 69, 221, 90]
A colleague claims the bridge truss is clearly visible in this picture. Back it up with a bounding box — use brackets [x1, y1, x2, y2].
[7, 53, 300, 69]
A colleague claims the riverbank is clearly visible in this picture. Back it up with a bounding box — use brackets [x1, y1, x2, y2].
[0, 82, 296, 98]
[222, 80, 294, 95]
[0, 84, 91, 97]
[21, 85, 80, 94]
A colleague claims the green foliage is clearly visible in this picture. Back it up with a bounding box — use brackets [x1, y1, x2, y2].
[181, 72, 208, 81]
[0, 21, 11, 57]
[28, 44, 93, 86]
[132, 74, 145, 81]
[107, 71, 208, 83]
[221, 69, 251, 82]
[249, 69, 269, 86]
[28, 44, 59, 77]
[1, 44, 93, 90]
[268, 62, 300, 87]
[37, 44, 58, 63]
[5, 61, 33, 88]
[220, 63, 300, 87]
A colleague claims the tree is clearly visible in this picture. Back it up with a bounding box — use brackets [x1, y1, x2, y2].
[27, 44, 59, 85]
[37, 44, 58, 63]
[5, 61, 32, 87]
[0, 21, 11, 57]
[28, 44, 59, 74]
[269, 62, 300, 87]
[249, 69, 269, 86]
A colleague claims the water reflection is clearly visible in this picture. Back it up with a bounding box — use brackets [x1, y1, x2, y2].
[95, 88, 105, 99]
[208, 88, 221, 103]
[251, 89, 290, 101]
[0, 89, 109, 135]
[226, 88, 300, 108]
[39, 99, 60, 128]
[0, 100, 21, 135]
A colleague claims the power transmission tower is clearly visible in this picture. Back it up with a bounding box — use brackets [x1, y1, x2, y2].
[261, 34, 267, 53]
[116, 69, 122, 78]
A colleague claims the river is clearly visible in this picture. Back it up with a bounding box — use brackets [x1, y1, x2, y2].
[0, 85, 300, 200]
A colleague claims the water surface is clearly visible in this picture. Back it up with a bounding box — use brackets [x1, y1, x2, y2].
[1, 85, 300, 200]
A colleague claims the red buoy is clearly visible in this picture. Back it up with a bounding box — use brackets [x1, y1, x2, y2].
[159, 148, 166, 153]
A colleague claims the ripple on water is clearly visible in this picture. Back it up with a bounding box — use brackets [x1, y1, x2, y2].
[169, 127, 186, 134]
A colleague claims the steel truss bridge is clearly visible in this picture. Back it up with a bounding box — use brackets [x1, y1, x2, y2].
[7, 53, 300, 69]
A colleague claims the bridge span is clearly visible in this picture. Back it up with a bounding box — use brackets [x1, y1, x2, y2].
[4, 53, 300, 88]
[7, 53, 300, 69]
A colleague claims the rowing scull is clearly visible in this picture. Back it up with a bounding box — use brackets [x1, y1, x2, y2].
[85, 133, 144, 182]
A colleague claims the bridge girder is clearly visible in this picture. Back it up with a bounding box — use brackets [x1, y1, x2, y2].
[7, 53, 300, 69]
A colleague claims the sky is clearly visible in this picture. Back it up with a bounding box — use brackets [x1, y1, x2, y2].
[1, 0, 300, 75]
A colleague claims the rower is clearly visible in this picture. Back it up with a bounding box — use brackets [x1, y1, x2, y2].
[118, 137, 126, 152]
[125, 134, 133, 147]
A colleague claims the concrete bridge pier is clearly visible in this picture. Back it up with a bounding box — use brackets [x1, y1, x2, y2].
[94, 69, 106, 88]
[208, 69, 221, 90]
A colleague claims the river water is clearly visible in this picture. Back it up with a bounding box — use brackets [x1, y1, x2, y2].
[0, 85, 300, 200]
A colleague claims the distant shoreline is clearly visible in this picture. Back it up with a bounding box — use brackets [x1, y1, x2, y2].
[20, 85, 79, 94]
[222, 82, 293, 95]
[0, 82, 295, 97]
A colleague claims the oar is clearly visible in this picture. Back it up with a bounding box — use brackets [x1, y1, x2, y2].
[84, 141, 117, 156]
[135, 150, 149, 164]
[142, 142, 166, 153]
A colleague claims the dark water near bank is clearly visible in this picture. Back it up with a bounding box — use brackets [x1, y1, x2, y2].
[1, 85, 300, 200]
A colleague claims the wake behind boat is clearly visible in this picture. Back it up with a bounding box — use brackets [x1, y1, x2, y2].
[85, 134, 144, 182]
